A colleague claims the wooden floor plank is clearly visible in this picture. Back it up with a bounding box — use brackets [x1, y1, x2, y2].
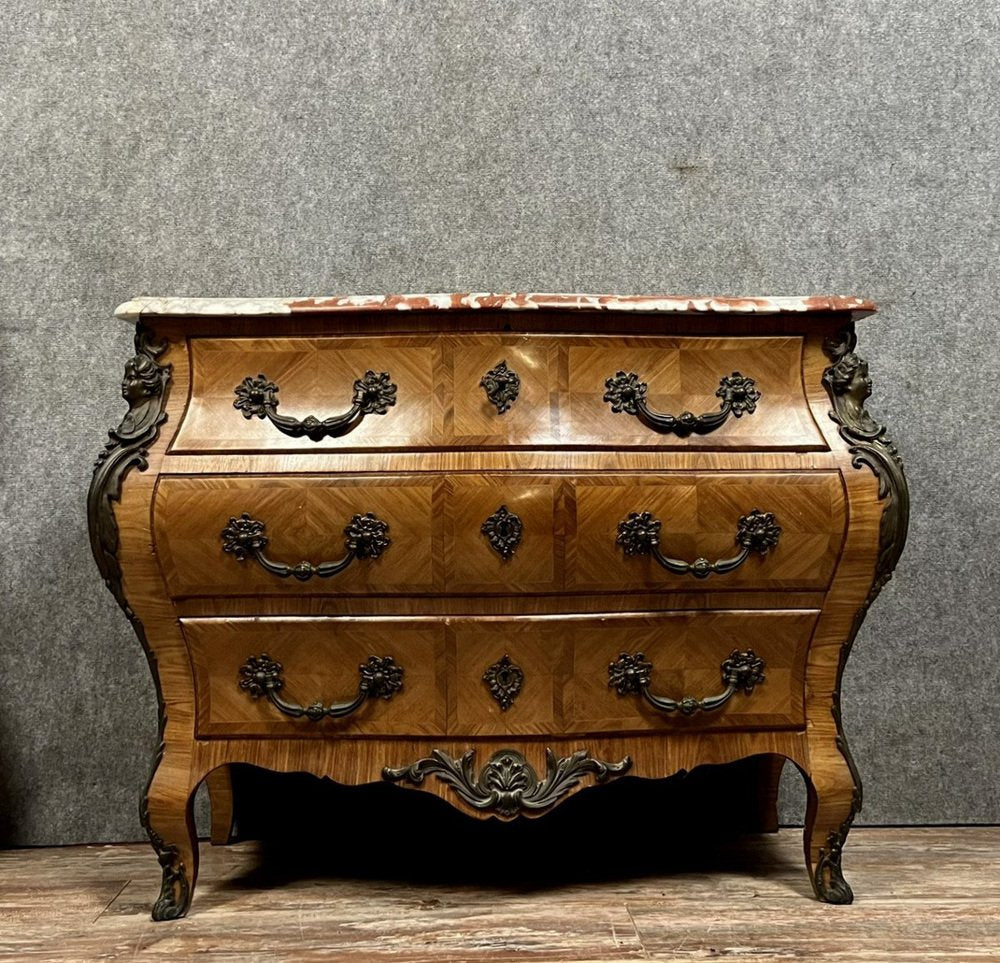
[0, 829, 997, 962]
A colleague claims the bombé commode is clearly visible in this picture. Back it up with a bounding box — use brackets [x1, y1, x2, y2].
[87, 292, 908, 919]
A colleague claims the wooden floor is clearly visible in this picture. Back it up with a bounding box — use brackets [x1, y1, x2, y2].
[0, 829, 997, 961]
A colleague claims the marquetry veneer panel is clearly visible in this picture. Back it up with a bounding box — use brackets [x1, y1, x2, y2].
[91, 293, 908, 918]
[170, 333, 826, 452]
[182, 611, 812, 740]
[153, 471, 844, 598]
[182, 618, 446, 738]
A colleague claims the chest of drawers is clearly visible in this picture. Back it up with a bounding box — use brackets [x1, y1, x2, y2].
[88, 293, 908, 919]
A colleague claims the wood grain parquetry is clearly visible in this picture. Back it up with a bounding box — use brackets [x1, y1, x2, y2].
[95, 296, 901, 918]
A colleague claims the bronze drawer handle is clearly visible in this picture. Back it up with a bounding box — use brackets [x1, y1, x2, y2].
[609, 650, 765, 715]
[233, 370, 397, 441]
[221, 511, 390, 581]
[603, 371, 760, 435]
[616, 508, 780, 579]
[239, 653, 403, 720]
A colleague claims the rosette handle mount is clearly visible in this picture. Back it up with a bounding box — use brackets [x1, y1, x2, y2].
[233, 370, 397, 441]
[603, 370, 760, 435]
[221, 511, 390, 582]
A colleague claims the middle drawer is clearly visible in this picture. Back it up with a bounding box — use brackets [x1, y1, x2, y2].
[154, 472, 845, 598]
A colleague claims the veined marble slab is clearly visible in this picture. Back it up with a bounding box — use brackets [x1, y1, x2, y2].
[115, 292, 876, 320]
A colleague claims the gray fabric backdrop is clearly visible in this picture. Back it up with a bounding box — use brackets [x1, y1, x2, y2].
[1, 1, 998, 846]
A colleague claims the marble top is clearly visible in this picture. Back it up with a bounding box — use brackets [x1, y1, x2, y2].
[115, 292, 876, 321]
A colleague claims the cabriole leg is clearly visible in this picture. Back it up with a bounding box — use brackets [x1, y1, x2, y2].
[798, 748, 861, 904]
[141, 747, 200, 920]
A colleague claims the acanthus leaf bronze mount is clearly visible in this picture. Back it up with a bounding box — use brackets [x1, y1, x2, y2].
[383, 747, 632, 819]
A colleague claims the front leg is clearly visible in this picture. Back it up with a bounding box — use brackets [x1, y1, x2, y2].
[800, 741, 861, 904]
[141, 745, 200, 920]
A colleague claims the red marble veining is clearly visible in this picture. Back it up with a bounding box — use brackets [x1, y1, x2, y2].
[114, 293, 877, 320]
[283, 293, 876, 314]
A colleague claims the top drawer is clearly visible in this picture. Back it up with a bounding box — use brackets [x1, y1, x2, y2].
[170, 334, 827, 453]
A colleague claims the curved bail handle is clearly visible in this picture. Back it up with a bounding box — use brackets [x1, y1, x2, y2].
[233, 370, 397, 441]
[239, 653, 404, 721]
[608, 649, 766, 714]
[616, 508, 781, 579]
[222, 511, 391, 581]
[603, 371, 760, 436]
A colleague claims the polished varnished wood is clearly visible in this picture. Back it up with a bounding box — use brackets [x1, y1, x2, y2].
[170, 333, 827, 452]
[571, 471, 845, 592]
[3, 829, 995, 961]
[152, 470, 845, 598]
[183, 611, 813, 740]
[154, 475, 437, 597]
[182, 618, 447, 738]
[93, 294, 902, 918]
[563, 335, 825, 449]
[450, 610, 814, 735]
[174, 336, 439, 452]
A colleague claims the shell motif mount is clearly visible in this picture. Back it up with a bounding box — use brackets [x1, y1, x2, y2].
[383, 748, 633, 819]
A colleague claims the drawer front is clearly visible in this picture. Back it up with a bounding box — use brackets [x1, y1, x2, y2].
[563, 336, 822, 449]
[155, 476, 439, 597]
[182, 618, 447, 738]
[183, 611, 812, 739]
[453, 611, 814, 734]
[171, 334, 826, 452]
[174, 337, 438, 452]
[154, 472, 844, 598]
[571, 472, 845, 592]
[560, 610, 813, 732]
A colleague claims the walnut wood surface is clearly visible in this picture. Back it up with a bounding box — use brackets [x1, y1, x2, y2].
[103, 304, 893, 917]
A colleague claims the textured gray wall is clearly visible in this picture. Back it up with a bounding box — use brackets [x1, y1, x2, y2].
[1, 2, 998, 846]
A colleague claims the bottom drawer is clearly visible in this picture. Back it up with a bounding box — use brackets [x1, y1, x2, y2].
[181, 610, 816, 739]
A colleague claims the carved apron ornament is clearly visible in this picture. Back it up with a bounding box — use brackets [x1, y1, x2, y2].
[384, 748, 632, 819]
